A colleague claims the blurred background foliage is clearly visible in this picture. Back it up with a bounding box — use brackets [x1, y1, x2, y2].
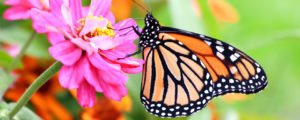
[1, 0, 300, 120]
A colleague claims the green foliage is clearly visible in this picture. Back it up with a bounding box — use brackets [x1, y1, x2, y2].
[0, 26, 51, 59]
[0, 102, 41, 120]
[167, 0, 204, 34]
[0, 50, 22, 69]
[0, 69, 14, 100]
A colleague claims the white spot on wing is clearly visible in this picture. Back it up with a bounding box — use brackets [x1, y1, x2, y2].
[204, 40, 212, 46]
[178, 41, 183, 45]
[228, 46, 234, 51]
[217, 83, 222, 87]
[257, 67, 261, 73]
[234, 53, 241, 58]
[192, 54, 197, 61]
[216, 41, 222, 45]
[229, 79, 234, 83]
[230, 55, 238, 62]
[216, 46, 224, 52]
[216, 52, 225, 60]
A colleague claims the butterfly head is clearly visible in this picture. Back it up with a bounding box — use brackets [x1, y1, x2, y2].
[139, 14, 161, 48]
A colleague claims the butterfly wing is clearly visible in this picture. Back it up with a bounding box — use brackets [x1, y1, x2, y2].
[141, 39, 214, 118]
[159, 27, 268, 97]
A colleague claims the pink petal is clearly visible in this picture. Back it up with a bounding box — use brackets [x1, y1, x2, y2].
[81, 56, 103, 92]
[118, 57, 144, 74]
[28, 0, 43, 8]
[3, 7, 30, 20]
[114, 18, 137, 33]
[118, 58, 144, 67]
[114, 31, 138, 46]
[122, 63, 143, 74]
[101, 83, 127, 101]
[47, 32, 66, 45]
[61, 4, 73, 28]
[113, 18, 139, 45]
[69, 0, 83, 25]
[101, 43, 144, 74]
[30, 8, 67, 33]
[98, 69, 128, 85]
[102, 40, 137, 58]
[88, 53, 120, 71]
[71, 38, 95, 55]
[82, 6, 89, 16]
[49, 41, 82, 65]
[88, 0, 111, 16]
[105, 12, 115, 25]
[77, 80, 95, 107]
[4, 0, 21, 5]
[49, 0, 63, 15]
[79, 17, 108, 36]
[90, 36, 115, 50]
[59, 63, 84, 89]
[48, 0, 67, 27]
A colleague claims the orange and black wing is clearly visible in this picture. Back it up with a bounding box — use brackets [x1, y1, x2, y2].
[141, 39, 214, 118]
[160, 27, 268, 97]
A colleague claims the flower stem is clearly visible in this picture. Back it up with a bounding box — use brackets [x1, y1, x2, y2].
[6, 31, 37, 74]
[8, 61, 62, 118]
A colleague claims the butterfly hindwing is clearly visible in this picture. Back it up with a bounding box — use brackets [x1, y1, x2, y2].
[159, 27, 268, 97]
[137, 14, 267, 118]
[141, 39, 214, 118]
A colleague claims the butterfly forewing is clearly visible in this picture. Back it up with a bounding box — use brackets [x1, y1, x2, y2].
[138, 14, 267, 118]
[141, 39, 214, 118]
[160, 27, 268, 97]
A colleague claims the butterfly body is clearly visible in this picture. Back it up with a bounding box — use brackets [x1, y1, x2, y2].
[139, 14, 161, 48]
[136, 13, 267, 118]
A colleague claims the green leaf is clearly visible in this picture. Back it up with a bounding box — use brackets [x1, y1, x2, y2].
[167, 0, 204, 34]
[0, 50, 22, 69]
[0, 102, 41, 120]
[188, 108, 211, 120]
[0, 69, 15, 99]
[8, 103, 41, 120]
[0, 25, 51, 59]
[0, 102, 9, 120]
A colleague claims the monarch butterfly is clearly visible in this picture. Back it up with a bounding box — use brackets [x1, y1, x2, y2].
[121, 3, 267, 118]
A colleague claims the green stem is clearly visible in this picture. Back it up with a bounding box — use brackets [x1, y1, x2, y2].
[8, 61, 62, 118]
[6, 31, 37, 74]
[198, 0, 220, 38]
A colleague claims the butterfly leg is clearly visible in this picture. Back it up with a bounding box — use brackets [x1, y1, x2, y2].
[117, 26, 142, 60]
[108, 26, 140, 36]
[117, 44, 142, 60]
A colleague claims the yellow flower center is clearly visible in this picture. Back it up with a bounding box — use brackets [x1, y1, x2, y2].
[77, 15, 115, 38]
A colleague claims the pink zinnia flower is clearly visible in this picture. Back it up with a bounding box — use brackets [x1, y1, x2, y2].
[30, 0, 143, 107]
[3, 0, 49, 20]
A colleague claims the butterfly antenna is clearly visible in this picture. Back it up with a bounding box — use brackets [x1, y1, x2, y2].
[145, 0, 152, 14]
[132, 0, 151, 13]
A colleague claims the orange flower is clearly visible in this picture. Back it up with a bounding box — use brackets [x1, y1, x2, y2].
[81, 95, 132, 120]
[111, 0, 150, 21]
[4, 56, 73, 120]
[208, 102, 218, 120]
[208, 0, 239, 23]
[111, 0, 132, 20]
[222, 93, 247, 103]
[191, 0, 240, 23]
